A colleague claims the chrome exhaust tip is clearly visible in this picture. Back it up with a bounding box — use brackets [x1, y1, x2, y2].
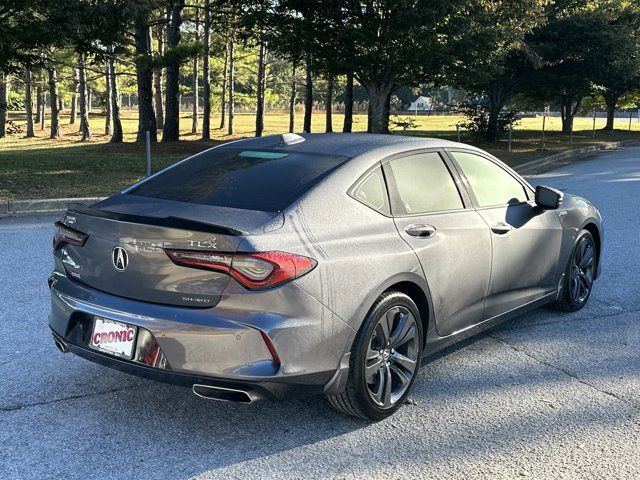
[52, 334, 69, 353]
[192, 384, 254, 404]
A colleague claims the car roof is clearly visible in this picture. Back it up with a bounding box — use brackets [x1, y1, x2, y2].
[215, 133, 484, 159]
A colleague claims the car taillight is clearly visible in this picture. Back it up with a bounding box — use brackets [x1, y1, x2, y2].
[53, 221, 88, 250]
[165, 249, 317, 291]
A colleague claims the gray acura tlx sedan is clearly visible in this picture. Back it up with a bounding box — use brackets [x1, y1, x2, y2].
[49, 133, 603, 420]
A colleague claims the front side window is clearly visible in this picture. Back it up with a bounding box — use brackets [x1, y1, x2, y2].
[450, 151, 527, 207]
[352, 167, 389, 214]
[388, 152, 464, 215]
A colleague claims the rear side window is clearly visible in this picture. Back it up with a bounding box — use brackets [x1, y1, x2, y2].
[387, 152, 464, 215]
[351, 167, 389, 214]
[128, 149, 350, 212]
[450, 151, 527, 207]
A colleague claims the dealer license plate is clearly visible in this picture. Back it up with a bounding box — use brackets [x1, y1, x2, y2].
[90, 317, 137, 359]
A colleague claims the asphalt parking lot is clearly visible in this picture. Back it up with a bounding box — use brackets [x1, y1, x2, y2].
[1, 147, 639, 479]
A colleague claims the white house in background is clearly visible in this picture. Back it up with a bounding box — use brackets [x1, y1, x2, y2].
[408, 95, 433, 112]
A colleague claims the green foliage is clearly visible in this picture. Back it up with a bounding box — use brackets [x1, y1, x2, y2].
[458, 103, 520, 140]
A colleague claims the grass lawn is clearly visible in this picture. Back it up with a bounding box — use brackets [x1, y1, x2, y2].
[1, 109, 639, 200]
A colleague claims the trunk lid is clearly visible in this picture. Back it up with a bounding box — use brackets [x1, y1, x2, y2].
[58, 200, 265, 308]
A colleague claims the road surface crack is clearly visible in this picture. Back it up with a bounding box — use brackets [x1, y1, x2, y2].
[488, 334, 640, 413]
[501, 304, 640, 332]
[0, 385, 140, 413]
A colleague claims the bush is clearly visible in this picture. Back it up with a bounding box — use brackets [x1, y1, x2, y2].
[8, 91, 24, 110]
[390, 116, 417, 132]
[457, 102, 519, 141]
[5, 120, 24, 135]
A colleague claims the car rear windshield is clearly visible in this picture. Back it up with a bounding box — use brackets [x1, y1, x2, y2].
[127, 149, 350, 212]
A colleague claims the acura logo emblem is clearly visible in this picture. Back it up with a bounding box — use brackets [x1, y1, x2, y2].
[112, 246, 129, 271]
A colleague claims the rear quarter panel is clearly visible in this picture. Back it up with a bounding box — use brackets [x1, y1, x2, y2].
[242, 150, 425, 334]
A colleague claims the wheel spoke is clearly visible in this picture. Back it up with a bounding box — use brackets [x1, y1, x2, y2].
[370, 369, 385, 404]
[580, 240, 587, 262]
[389, 313, 414, 349]
[366, 343, 380, 362]
[379, 308, 397, 344]
[571, 276, 581, 300]
[578, 273, 591, 298]
[579, 246, 594, 269]
[382, 364, 393, 407]
[389, 363, 411, 390]
[390, 351, 416, 373]
[365, 357, 384, 383]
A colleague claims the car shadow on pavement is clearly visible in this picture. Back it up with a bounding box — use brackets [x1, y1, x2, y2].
[12, 291, 633, 479]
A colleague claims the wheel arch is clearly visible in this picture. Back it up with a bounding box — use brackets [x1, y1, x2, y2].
[382, 281, 431, 348]
[350, 272, 434, 352]
[582, 221, 602, 277]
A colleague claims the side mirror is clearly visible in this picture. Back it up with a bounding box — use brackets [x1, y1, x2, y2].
[535, 185, 563, 210]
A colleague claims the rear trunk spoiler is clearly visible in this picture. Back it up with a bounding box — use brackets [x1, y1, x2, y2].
[66, 203, 243, 236]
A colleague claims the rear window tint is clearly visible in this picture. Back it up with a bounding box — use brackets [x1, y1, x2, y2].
[128, 149, 350, 212]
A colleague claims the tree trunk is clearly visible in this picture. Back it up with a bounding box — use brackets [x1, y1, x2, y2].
[154, 24, 164, 130]
[162, 0, 185, 142]
[325, 75, 334, 133]
[603, 93, 618, 131]
[108, 49, 123, 143]
[343, 72, 353, 133]
[484, 88, 506, 142]
[366, 83, 392, 134]
[227, 32, 235, 135]
[78, 55, 91, 140]
[191, 9, 199, 135]
[104, 60, 112, 135]
[303, 61, 312, 133]
[486, 105, 501, 142]
[202, 0, 211, 139]
[383, 91, 391, 127]
[70, 68, 78, 125]
[135, 14, 157, 142]
[367, 99, 372, 133]
[38, 84, 45, 130]
[24, 67, 35, 137]
[35, 80, 42, 125]
[560, 94, 582, 135]
[560, 114, 573, 135]
[288, 60, 296, 133]
[0, 73, 7, 138]
[47, 68, 60, 138]
[219, 39, 228, 130]
[255, 41, 267, 137]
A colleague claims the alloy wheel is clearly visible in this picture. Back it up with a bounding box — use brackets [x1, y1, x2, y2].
[570, 235, 596, 304]
[365, 305, 419, 408]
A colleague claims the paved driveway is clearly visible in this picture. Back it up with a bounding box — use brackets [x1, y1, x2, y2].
[1, 147, 639, 479]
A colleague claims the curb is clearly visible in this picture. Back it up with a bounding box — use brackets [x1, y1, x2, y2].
[0, 197, 105, 217]
[2, 139, 639, 216]
[514, 139, 640, 175]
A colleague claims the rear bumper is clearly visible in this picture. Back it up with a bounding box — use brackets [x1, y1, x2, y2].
[50, 329, 324, 400]
[49, 272, 354, 399]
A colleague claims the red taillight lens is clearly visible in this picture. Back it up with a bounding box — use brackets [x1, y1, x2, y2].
[165, 250, 233, 272]
[165, 249, 317, 291]
[53, 221, 88, 250]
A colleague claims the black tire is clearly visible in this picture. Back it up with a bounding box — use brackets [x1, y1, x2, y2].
[551, 229, 597, 312]
[326, 291, 423, 421]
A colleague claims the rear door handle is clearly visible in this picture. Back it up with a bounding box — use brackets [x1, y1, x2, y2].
[404, 224, 437, 238]
[491, 222, 513, 234]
